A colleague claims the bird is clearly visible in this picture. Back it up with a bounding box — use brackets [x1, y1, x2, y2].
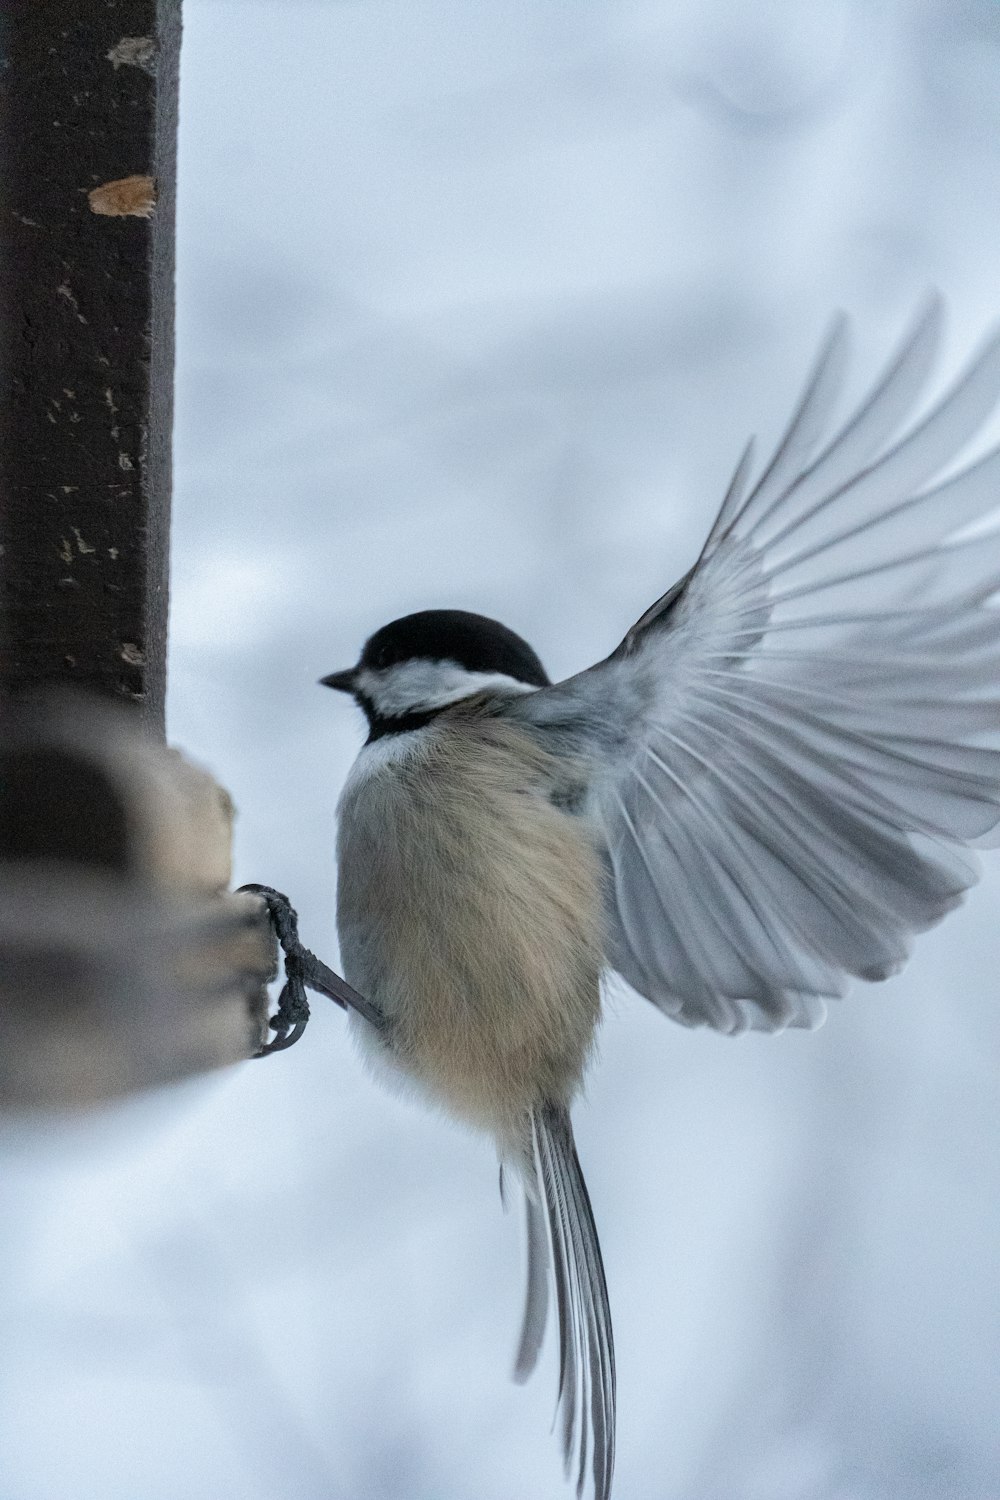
[321, 298, 1000, 1500]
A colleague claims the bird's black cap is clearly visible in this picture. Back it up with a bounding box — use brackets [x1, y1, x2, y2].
[357, 609, 549, 686]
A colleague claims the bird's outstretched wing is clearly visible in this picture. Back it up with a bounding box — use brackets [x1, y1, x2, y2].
[514, 299, 1000, 1033]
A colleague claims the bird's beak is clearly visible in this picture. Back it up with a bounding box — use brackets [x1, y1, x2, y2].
[320, 668, 357, 693]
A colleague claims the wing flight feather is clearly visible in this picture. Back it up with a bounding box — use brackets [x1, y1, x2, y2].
[515, 304, 1000, 1032]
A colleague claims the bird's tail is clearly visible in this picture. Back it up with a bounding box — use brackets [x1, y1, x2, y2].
[513, 1102, 616, 1500]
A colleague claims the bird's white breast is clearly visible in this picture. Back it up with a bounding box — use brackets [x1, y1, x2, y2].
[335, 717, 605, 1141]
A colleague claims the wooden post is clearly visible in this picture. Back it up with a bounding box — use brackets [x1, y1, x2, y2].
[0, 1, 181, 734]
[0, 5, 278, 1108]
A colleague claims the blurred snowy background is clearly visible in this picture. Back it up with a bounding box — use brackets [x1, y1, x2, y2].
[4, 2, 1000, 1497]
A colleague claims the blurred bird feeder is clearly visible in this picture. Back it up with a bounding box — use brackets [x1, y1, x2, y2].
[0, 2, 275, 1108]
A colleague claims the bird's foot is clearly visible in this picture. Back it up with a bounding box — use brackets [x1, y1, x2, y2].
[238, 883, 383, 1055]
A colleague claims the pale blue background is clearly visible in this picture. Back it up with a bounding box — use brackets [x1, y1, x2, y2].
[3, 3, 1000, 1497]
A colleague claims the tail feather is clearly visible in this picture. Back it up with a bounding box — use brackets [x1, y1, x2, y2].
[514, 1188, 550, 1380]
[519, 1103, 616, 1500]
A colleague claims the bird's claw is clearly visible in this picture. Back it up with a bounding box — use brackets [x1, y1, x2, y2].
[239, 883, 382, 1056]
[260, 964, 312, 1054]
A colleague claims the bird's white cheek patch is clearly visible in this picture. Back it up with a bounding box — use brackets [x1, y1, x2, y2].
[356, 660, 538, 718]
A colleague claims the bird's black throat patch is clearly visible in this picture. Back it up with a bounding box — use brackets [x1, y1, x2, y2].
[361, 701, 443, 742]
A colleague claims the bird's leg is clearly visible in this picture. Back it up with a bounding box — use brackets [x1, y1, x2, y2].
[238, 883, 384, 1055]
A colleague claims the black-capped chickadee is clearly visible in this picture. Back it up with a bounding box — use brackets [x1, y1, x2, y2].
[322, 298, 1000, 1500]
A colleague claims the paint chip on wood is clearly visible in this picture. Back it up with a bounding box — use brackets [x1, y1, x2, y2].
[88, 176, 157, 218]
[107, 36, 157, 73]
